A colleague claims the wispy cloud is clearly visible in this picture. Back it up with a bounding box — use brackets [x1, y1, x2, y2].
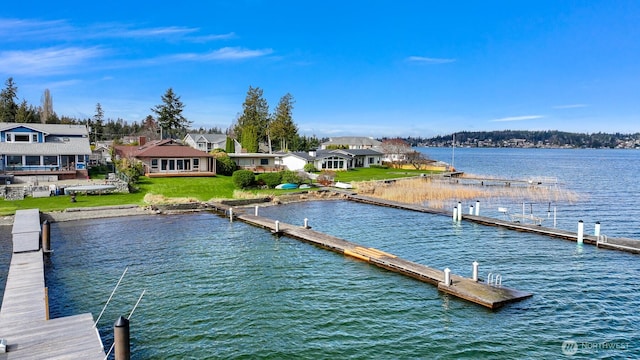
[172, 47, 274, 61]
[490, 115, 545, 122]
[0, 46, 106, 75]
[553, 104, 588, 109]
[406, 56, 456, 64]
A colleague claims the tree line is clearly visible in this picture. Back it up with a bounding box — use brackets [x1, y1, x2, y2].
[388, 130, 640, 148]
[0, 77, 322, 152]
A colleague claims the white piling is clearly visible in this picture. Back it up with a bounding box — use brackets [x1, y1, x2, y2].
[229, 208, 233, 222]
[453, 207, 458, 222]
[304, 218, 309, 228]
[594, 221, 601, 237]
[443, 268, 451, 286]
[275, 220, 280, 233]
[457, 202, 462, 221]
[469, 205, 474, 215]
[577, 220, 584, 244]
[553, 207, 557, 228]
[472, 261, 479, 282]
[255, 205, 259, 216]
[475, 201, 480, 216]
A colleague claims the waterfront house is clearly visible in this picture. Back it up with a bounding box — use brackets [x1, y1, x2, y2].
[183, 133, 241, 153]
[0, 122, 91, 180]
[114, 139, 216, 177]
[279, 148, 383, 171]
[228, 152, 282, 173]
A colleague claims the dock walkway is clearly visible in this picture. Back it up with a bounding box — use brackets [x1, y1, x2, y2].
[347, 195, 640, 254]
[233, 211, 532, 309]
[0, 210, 104, 359]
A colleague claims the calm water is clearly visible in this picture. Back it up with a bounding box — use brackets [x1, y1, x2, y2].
[0, 148, 639, 359]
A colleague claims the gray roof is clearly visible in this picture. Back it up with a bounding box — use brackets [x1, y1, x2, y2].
[322, 136, 382, 147]
[280, 150, 355, 161]
[0, 122, 89, 136]
[186, 133, 227, 144]
[336, 148, 384, 156]
[0, 136, 91, 155]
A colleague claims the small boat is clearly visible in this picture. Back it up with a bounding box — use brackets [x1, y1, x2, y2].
[334, 182, 353, 189]
[275, 183, 298, 190]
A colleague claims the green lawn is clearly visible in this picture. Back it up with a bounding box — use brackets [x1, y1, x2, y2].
[0, 167, 441, 216]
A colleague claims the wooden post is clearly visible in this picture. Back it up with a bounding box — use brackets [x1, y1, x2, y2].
[114, 316, 130, 360]
[42, 220, 51, 254]
[44, 287, 50, 320]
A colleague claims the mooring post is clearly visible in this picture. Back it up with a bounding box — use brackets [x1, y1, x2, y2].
[475, 200, 480, 216]
[469, 205, 474, 215]
[114, 316, 130, 360]
[42, 220, 51, 253]
[275, 220, 280, 233]
[577, 220, 584, 244]
[303, 218, 309, 228]
[472, 261, 479, 282]
[443, 268, 451, 286]
[229, 208, 233, 222]
[452, 207, 458, 222]
[457, 202, 462, 221]
[594, 221, 601, 237]
[254, 205, 259, 216]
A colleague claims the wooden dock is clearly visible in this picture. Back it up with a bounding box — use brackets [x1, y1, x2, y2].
[231, 211, 532, 310]
[0, 210, 105, 359]
[347, 195, 640, 254]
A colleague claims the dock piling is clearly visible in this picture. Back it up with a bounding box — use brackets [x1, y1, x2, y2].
[469, 205, 474, 215]
[275, 220, 280, 233]
[594, 221, 601, 237]
[452, 207, 458, 222]
[304, 218, 309, 228]
[457, 202, 462, 221]
[472, 261, 479, 282]
[255, 206, 259, 216]
[229, 208, 233, 222]
[577, 220, 584, 244]
[42, 220, 51, 253]
[475, 201, 480, 216]
[444, 268, 451, 286]
[114, 316, 130, 360]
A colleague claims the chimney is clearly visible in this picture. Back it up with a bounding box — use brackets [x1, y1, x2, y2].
[308, 149, 317, 157]
[138, 136, 146, 146]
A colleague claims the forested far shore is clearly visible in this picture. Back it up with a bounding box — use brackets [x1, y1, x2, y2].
[387, 130, 640, 149]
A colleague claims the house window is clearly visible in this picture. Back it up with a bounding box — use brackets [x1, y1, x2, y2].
[32, 134, 38, 142]
[151, 159, 158, 169]
[44, 156, 58, 166]
[168, 160, 175, 171]
[76, 155, 85, 163]
[176, 159, 184, 170]
[161, 159, 168, 171]
[26, 156, 41, 166]
[184, 159, 191, 170]
[193, 158, 199, 170]
[14, 134, 30, 142]
[7, 155, 22, 166]
[260, 158, 269, 165]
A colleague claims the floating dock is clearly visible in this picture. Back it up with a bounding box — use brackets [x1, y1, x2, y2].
[0, 209, 105, 359]
[347, 195, 640, 254]
[222, 208, 532, 310]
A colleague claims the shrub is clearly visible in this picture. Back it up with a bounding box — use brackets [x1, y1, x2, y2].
[369, 164, 388, 169]
[303, 163, 318, 172]
[232, 170, 255, 189]
[281, 170, 303, 185]
[212, 153, 237, 176]
[256, 172, 282, 188]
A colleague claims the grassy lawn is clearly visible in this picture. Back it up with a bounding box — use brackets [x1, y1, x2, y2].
[0, 167, 441, 216]
[335, 167, 437, 182]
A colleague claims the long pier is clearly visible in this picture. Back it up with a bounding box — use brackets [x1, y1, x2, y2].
[347, 194, 640, 254]
[211, 204, 532, 310]
[0, 209, 105, 359]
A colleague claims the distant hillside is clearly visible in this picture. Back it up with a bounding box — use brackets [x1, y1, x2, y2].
[383, 130, 640, 149]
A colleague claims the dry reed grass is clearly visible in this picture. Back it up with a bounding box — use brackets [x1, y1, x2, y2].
[354, 177, 581, 210]
[143, 193, 199, 204]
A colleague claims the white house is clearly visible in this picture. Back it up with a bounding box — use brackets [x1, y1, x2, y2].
[320, 136, 382, 150]
[279, 148, 383, 171]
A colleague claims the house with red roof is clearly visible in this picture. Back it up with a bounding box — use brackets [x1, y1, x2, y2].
[114, 138, 215, 177]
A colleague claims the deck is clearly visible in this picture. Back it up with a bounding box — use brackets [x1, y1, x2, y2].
[231, 211, 532, 310]
[0, 210, 105, 359]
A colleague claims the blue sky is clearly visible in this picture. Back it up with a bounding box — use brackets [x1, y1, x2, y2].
[2, 1, 639, 138]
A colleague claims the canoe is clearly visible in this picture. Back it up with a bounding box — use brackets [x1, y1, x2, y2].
[275, 183, 298, 190]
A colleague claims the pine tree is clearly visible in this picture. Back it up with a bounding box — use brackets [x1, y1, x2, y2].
[151, 88, 191, 139]
[269, 93, 298, 151]
[0, 77, 18, 122]
[233, 86, 269, 151]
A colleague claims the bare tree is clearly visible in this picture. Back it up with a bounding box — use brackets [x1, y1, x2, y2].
[40, 89, 53, 123]
[381, 138, 412, 165]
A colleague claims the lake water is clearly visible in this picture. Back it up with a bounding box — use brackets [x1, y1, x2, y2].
[0, 148, 639, 359]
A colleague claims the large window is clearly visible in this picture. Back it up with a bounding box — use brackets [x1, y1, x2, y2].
[26, 156, 41, 166]
[7, 155, 22, 166]
[151, 159, 158, 169]
[193, 158, 199, 170]
[260, 158, 269, 165]
[44, 156, 58, 166]
[6, 132, 38, 143]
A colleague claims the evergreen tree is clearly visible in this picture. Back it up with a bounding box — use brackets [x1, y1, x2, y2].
[91, 103, 105, 142]
[225, 136, 235, 153]
[269, 93, 298, 151]
[0, 77, 18, 122]
[151, 88, 191, 139]
[233, 86, 269, 151]
[15, 100, 39, 123]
